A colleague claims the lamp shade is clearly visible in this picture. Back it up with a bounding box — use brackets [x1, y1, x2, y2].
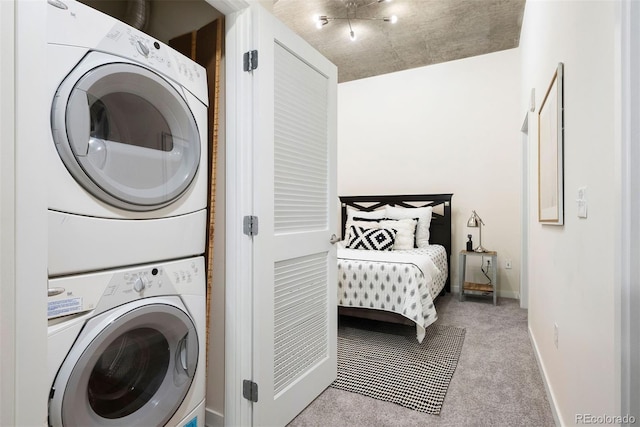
[466, 210, 487, 252]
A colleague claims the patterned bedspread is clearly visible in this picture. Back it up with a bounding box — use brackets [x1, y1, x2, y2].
[337, 245, 448, 343]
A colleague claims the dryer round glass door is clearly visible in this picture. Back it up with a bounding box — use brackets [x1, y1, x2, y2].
[48, 302, 198, 427]
[51, 54, 201, 211]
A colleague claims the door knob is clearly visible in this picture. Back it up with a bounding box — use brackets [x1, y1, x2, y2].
[329, 234, 340, 244]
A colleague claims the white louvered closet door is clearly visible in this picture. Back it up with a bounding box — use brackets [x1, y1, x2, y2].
[252, 5, 338, 426]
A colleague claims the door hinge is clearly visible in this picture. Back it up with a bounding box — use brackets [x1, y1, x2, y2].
[243, 380, 259, 402]
[243, 215, 259, 237]
[243, 50, 258, 72]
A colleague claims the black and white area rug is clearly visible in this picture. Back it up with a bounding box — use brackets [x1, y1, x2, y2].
[331, 322, 466, 415]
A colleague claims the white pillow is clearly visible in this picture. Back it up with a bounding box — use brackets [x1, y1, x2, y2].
[385, 206, 433, 248]
[379, 218, 417, 250]
[346, 207, 387, 221]
[344, 207, 387, 241]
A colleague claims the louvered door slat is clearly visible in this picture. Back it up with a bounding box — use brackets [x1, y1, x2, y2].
[273, 252, 328, 395]
[274, 42, 328, 233]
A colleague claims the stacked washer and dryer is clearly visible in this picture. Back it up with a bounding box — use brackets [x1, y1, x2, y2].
[46, 1, 208, 426]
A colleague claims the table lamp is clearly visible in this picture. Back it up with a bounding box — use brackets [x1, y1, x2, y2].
[466, 210, 487, 253]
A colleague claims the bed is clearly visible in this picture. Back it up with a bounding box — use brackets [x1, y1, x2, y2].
[337, 194, 453, 342]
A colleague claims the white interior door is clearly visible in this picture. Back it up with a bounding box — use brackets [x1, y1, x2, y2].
[251, 5, 338, 426]
[520, 112, 529, 309]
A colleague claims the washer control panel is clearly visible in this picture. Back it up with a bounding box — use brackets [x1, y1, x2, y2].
[48, 257, 204, 320]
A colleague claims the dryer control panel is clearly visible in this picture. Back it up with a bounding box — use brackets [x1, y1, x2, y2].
[48, 256, 204, 320]
[97, 22, 207, 105]
[47, 0, 208, 106]
[99, 24, 203, 82]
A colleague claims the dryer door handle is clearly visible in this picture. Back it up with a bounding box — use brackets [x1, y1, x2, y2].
[66, 89, 91, 156]
[176, 330, 197, 379]
[48, 287, 65, 297]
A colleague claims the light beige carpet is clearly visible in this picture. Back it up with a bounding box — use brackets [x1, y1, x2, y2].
[289, 294, 555, 427]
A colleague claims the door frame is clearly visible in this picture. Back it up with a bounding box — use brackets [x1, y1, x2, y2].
[0, 1, 17, 424]
[1, 1, 49, 426]
[520, 112, 530, 309]
[619, 0, 639, 419]
[208, 1, 255, 426]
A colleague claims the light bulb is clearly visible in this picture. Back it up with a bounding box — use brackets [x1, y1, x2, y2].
[349, 30, 356, 41]
[390, 15, 398, 24]
[314, 15, 328, 28]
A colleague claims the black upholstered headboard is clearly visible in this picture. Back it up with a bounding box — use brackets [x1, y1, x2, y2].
[339, 193, 453, 292]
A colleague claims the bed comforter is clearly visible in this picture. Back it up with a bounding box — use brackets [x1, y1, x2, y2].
[337, 244, 448, 343]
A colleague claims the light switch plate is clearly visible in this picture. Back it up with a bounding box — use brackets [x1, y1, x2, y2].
[577, 187, 588, 218]
[577, 187, 587, 200]
[577, 201, 588, 218]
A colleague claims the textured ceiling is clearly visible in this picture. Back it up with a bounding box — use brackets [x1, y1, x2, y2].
[273, 0, 526, 83]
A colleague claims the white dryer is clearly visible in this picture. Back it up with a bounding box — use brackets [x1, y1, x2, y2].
[47, 0, 209, 275]
[47, 256, 206, 427]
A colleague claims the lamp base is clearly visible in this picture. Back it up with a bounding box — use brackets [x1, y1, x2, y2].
[474, 245, 488, 253]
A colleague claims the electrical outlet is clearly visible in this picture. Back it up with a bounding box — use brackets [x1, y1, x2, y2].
[554, 323, 559, 349]
[505, 259, 512, 269]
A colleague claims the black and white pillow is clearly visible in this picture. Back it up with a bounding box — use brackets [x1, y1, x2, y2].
[353, 216, 419, 250]
[346, 225, 396, 251]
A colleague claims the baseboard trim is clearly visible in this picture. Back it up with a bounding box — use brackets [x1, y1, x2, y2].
[529, 326, 561, 426]
[498, 289, 520, 299]
[205, 408, 223, 427]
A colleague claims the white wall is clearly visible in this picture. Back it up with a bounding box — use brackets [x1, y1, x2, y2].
[520, 0, 620, 423]
[338, 48, 522, 298]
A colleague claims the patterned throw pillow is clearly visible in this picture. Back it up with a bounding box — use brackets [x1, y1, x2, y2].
[353, 217, 418, 250]
[346, 225, 397, 251]
[344, 208, 387, 242]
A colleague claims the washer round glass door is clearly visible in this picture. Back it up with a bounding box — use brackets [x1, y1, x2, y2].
[51, 55, 200, 211]
[49, 302, 198, 427]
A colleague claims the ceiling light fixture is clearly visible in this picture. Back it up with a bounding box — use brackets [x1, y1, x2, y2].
[313, 0, 398, 41]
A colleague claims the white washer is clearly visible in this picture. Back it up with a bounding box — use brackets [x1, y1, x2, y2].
[47, 256, 206, 427]
[47, 0, 209, 276]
